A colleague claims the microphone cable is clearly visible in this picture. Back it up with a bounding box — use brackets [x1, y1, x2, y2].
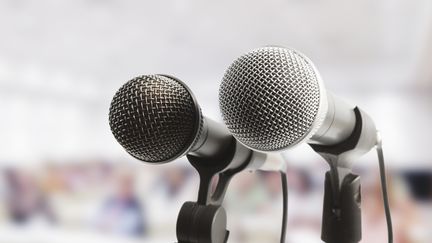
[279, 171, 288, 243]
[376, 132, 393, 243]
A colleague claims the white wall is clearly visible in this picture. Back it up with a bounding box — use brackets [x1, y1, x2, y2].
[0, 0, 431, 166]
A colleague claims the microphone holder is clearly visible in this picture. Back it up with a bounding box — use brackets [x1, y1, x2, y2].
[320, 170, 361, 243]
[176, 137, 253, 243]
[310, 107, 371, 243]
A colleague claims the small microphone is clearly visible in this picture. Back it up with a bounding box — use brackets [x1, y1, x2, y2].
[109, 75, 200, 163]
[219, 46, 377, 157]
[109, 74, 289, 243]
[109, 74, 233, 163]
[109, 74, 285, 171]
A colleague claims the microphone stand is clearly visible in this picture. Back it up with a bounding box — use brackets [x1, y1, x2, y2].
[310, 107, 373, 243]
[176, 137, 258, 243]
[320, 169, 361, 243]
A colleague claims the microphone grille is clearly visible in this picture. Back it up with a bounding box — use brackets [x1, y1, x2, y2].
[109, 75, 202, 163]
[219, 47, 323, 151]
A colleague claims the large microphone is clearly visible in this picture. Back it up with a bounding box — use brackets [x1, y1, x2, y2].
[219, 46, 391, 243]
[109, 74, 283, 171]
[219, 46, 378, 160]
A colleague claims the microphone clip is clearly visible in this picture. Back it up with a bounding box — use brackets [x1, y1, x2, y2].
[176, 137, 254, 243]
[309, 107, 377, 243]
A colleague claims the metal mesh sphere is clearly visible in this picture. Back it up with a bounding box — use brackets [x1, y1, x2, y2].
[109, 75, 202, 163]
[219, 47, 323, 151]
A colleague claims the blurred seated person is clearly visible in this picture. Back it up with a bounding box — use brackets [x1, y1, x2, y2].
[4, 169, 56, 225]
[94, 171, 147, 237]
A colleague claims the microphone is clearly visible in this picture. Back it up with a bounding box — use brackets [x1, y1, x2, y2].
[219, 47, 392, 243]
[109, 74, 289, 243]
[219, 46, 378, 162]
[109, 74, 284, 171]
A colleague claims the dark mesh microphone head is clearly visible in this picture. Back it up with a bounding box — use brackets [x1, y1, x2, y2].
[109, 75, 203, 163]
[219, 47, 327, 151]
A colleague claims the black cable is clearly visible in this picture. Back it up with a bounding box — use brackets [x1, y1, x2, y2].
[280, 172, 288, 243]
[376, 137, 393, 243]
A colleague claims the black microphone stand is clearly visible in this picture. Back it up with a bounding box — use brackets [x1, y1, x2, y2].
[320, 170, 361, 243]
[310, 107, 371, 243]
[176, 137, 255, 243]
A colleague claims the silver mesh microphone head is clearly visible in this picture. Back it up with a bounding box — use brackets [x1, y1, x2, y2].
[109, 75, 203, 163]
[219, 47, 327, 151]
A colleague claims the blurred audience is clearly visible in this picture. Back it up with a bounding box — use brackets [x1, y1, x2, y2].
[92, 170, 147, 237]
[3, 169, 56, 225]
[0, 160, 430, 242]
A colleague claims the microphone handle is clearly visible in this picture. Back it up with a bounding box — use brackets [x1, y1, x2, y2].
[190, 117, 286, 172]
[189, 118, 233, 160]
[311, 92, 357, 146]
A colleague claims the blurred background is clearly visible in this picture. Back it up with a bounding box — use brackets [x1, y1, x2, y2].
[0, 0, 431, 242]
